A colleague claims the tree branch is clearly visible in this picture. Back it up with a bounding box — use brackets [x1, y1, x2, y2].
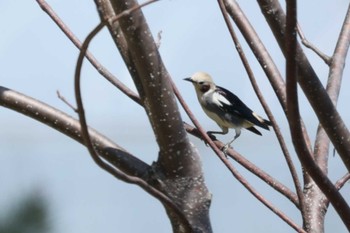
[335, 173, 350, 190]
[183, 120, 301, 209]
[297, 24, 331, 65]
[328, 3, 350, 93]
[0, 86, 149, 179]
[257, 0, 350, 172]
[105, 0, 200, 177]
[94, 1, 212, 232]
[75, 22, 107, 173]
[0, 84, 193, 231]
[222, 152, 306, 233]
[284, 1, 350, 231]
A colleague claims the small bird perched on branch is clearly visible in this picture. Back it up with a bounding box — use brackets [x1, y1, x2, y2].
[184, 72, 271, 151]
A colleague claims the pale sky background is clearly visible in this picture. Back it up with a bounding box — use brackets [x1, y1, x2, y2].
[1, 0, 350, 232]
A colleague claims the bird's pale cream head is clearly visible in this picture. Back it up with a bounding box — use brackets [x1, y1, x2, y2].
[184, 72, 216, 94]
[190, 72, 214, 84]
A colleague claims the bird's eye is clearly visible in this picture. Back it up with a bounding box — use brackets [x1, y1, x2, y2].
[198, 81, 204, 85]
[199, 83, 210, 93]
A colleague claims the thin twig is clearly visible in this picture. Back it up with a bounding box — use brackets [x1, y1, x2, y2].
[73, 3, 192, 231]
[56, 90, 77, 112]
[156, 30, 163, 48]
[219, 0, 305, 214]
[297, 23, 331, 65]
[74, 21, 108, 175]
[335, 173, 350, 190]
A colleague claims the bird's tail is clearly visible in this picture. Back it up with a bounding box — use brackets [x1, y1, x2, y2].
[252, 112, 271, 130]
[264, 119, 272, 126]
[246, 127, 262, 136]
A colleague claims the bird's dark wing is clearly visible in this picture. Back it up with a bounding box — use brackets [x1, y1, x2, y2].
[216, 85, 269, 130]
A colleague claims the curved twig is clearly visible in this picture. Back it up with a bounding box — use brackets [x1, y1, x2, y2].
[74, 21, 112, 178]
[297, 23, 331, 65]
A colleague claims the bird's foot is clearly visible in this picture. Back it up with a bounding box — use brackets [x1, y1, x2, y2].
[221, 143, 232, 155]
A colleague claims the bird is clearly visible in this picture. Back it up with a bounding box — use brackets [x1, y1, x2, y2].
[184, 71, 271, 151]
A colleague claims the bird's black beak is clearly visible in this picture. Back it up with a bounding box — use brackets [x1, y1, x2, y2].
[183, 77, 193, 83]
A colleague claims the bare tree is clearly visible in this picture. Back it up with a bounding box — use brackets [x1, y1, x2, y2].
[1, 0, 350, 232]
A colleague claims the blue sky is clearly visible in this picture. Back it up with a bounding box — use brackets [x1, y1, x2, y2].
[1, 0, 350, 232]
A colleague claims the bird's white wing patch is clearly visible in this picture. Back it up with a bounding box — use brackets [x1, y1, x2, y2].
[252, 112, 264, 123]
[213, 92, 231, 106]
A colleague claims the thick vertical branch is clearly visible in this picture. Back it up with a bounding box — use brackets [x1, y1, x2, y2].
[310, 8, 350, 232]
[284, 1, 350, 231]
[106, 0, 194, 173]
[93, 1, 212, 232]
[257, 0, 350, 172]
[314, 3, 350, 172]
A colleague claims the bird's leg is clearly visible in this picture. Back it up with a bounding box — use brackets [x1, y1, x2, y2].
[207, 130, 226, 136]
[205, 131, 219, 141]
[222, 129, 241, 153]
[207, 127, 228, 137]
[206, 128, 228, 145]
